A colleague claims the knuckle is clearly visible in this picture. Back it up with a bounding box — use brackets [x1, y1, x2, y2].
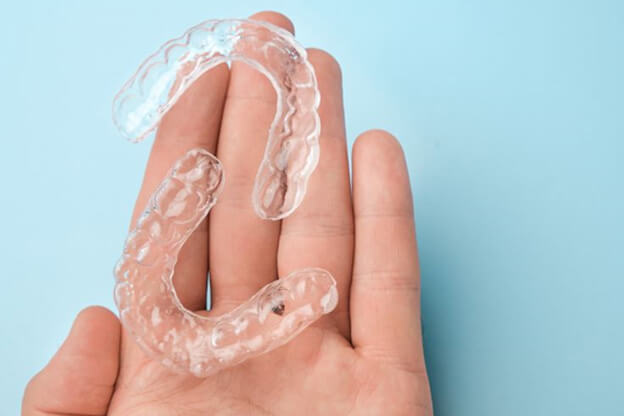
[353, 269, 420, 293]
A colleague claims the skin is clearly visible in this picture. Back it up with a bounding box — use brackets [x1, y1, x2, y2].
[22, 11, 433, 416]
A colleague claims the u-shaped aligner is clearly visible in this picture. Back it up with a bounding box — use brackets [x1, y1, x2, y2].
[112, 19, 337, 377]
[113, 19, 321, 220]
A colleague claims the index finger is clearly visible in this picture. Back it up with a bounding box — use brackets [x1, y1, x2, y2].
[129, 64, 229, 311]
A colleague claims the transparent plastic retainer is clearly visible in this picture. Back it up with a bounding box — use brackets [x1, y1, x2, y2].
[112, 19, 338, 377]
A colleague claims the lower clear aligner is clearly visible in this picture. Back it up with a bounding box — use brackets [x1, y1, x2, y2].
[112, 19, 337, 377]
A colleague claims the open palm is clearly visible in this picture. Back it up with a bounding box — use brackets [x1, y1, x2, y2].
[23, 12, 432, 416]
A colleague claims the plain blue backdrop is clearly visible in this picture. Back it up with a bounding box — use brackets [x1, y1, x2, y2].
[1, 1, 622, 414]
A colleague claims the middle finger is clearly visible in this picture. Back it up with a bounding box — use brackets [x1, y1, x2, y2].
[208, 12, 295, 312]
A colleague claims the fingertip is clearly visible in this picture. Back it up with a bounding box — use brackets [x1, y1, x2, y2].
[307, 48, 342, 81]
[71, 306, 121, 350]
[75, 305, 119, 326]
[58, 306, 121, 383]
[353, 129, 413, 217]
[249, 11, 295, 34]
[353, 129, 404, 164]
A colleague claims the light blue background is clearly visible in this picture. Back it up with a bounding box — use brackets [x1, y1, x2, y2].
[1, 1, 622, 414]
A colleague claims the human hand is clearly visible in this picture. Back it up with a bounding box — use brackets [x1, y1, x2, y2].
[23, 11, 432, 415]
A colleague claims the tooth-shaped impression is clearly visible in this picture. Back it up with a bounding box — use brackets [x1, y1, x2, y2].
[112, 19, 337, 377]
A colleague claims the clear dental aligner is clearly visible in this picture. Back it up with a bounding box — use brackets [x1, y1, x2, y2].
[112, 19, 338, 377]
[112, 18, 321, 220]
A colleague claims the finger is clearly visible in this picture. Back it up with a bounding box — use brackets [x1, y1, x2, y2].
[22, 307, 120, 416]
[350, 130, 426, 374]
[278, 49, 353, 337]
[130, 64, 229, 311]
[209, 11, 295, 312]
